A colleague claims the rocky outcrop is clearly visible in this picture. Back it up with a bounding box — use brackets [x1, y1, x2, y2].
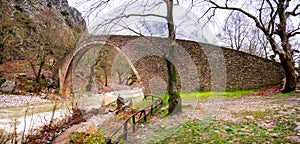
[53, 122, 97, 144]
[6, 0, 86, 28]
[0, 80, 15, 94]
[0, 0, 86, 94]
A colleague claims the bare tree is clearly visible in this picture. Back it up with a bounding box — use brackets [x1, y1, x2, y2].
[166, 0, 182, 114]
[95, 47, 110, 88]
[203, 0, 300, 92]
[218, 12, 250, 51]
[217, 11, 272, 58]
[30, 9, 78, 93]
[111, 53, 132, 85]
[249, 28, 271, 58]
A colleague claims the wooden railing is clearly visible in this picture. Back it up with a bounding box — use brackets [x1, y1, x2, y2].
[104, 95, 163, 144]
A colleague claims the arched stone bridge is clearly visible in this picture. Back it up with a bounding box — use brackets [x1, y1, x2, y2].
[59, 35, 284, 97]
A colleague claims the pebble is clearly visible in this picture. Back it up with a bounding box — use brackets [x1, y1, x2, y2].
[0, 95, 49, 107]
[245, 115, 255, 120]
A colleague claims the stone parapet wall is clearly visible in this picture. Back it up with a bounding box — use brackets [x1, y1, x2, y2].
[71, 35, 285, 95]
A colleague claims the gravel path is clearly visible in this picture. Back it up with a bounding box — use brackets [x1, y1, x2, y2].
[125, 94, 300, 143]
[0, 95, 49, 107]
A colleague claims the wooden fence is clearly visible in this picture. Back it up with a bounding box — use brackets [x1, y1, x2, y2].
[104, 95, 163, 144]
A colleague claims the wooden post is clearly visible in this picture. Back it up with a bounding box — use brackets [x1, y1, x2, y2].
[124, 122, 127, 140]
[143, 110, 147, 122]
[150, 104, 153, 115]
[132, 116, 136, 132]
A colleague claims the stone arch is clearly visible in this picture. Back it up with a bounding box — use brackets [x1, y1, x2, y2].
[58, 35, 141, 97]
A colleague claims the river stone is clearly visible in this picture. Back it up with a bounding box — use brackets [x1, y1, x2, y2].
[245, 115, 254, 120]
[0, 80, 15, 93]
[288, 136, 300, 143]
[53, 122, 97, 144]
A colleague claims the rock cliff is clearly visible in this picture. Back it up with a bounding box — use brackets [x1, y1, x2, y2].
[7, 0, 86, 28]
[0, 0, 86, 95]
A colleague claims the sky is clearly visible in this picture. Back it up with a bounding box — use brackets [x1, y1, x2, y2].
[67, 0, 300, 47]
[67, 0, 226, 44]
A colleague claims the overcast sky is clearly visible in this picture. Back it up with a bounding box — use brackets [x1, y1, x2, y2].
[67, 0, 299, 45]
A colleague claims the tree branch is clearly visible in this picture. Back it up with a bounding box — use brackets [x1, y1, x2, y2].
[92, 12, 167, 34]
[83, 0, 112, 23]
[207, 0, 285, 56]
[288, 28, 300, 37]
[272, 0, 278, 5]
[124, 13, 167, 19]
[208, 1, 268, 34]
[259, 0, 266, 30]
[286, 4, 300, 17]
[199, 7, 216, 27]
[266, 0, 278, 36]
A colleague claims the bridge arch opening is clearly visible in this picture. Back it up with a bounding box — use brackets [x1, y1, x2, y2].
[59, 37, 142, 97]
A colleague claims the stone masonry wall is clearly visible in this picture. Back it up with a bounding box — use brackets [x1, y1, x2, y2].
[76, 35, 285, 95]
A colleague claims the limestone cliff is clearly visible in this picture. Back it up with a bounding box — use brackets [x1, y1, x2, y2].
[0, 0, 86, 95]
[6, 0, 86, 28]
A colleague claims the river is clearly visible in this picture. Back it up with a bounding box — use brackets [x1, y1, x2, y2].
[0, 88, 143, 143]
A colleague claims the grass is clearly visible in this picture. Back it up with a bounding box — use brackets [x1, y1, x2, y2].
[160, 119, 298, 143]
[68, 132, 106, 144]
[164, 89, 257, 103]
[131, 96, 155, 110]
[130, 90, 257, 119]
[237, 109, 276, 119]
[159, 92, 299, 144]
[274, 90, 295, 97]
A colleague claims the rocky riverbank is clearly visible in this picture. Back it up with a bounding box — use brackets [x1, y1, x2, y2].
[0, 95, 49, 107]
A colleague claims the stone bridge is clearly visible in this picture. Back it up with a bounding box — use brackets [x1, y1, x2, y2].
[59, 35, 284, 97]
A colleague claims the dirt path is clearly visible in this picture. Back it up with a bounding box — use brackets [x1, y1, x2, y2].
[124, 93, 300, 143]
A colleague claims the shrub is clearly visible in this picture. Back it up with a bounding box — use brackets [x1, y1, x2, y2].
[14, 4, 23, 12]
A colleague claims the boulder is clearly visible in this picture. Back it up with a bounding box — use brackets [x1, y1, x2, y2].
[116, 96, 125, 109]
[53, 122, 97, 144]
[0, 80, 15, 93]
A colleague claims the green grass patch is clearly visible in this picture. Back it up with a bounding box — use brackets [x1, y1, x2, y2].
[68, 132, 106, 144]
[274, 91, 295, 97]
[238, 109, 275, 119]
[175, 90, 257, 103]
[132, 96, 153, 111]
[222, 90, 257, 98]
[131, 95, 165, 113]
[160, 120, 296, 143]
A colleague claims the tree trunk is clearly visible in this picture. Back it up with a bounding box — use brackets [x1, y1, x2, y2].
[276, 1, 296, 93]
[167, 59, 181, 114]
[281, 57, 296, 93]
[166, 0, 181, 114]
[268, 37, 296, 92]
[86, 63, 96, 91]
[104, 67, 108, 86]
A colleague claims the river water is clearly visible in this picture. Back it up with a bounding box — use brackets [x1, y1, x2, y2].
[0, 88, 143, 143]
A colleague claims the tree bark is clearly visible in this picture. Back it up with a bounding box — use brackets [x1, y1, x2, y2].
[268, 35, 296, 92]
[86, 63, 96, 91]
[274, 0, 296, 92]
[281, 57, 296, 92]
[166, 0, 181, 114]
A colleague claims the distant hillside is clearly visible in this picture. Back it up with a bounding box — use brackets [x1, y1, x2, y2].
[0, 0, 86, 95]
